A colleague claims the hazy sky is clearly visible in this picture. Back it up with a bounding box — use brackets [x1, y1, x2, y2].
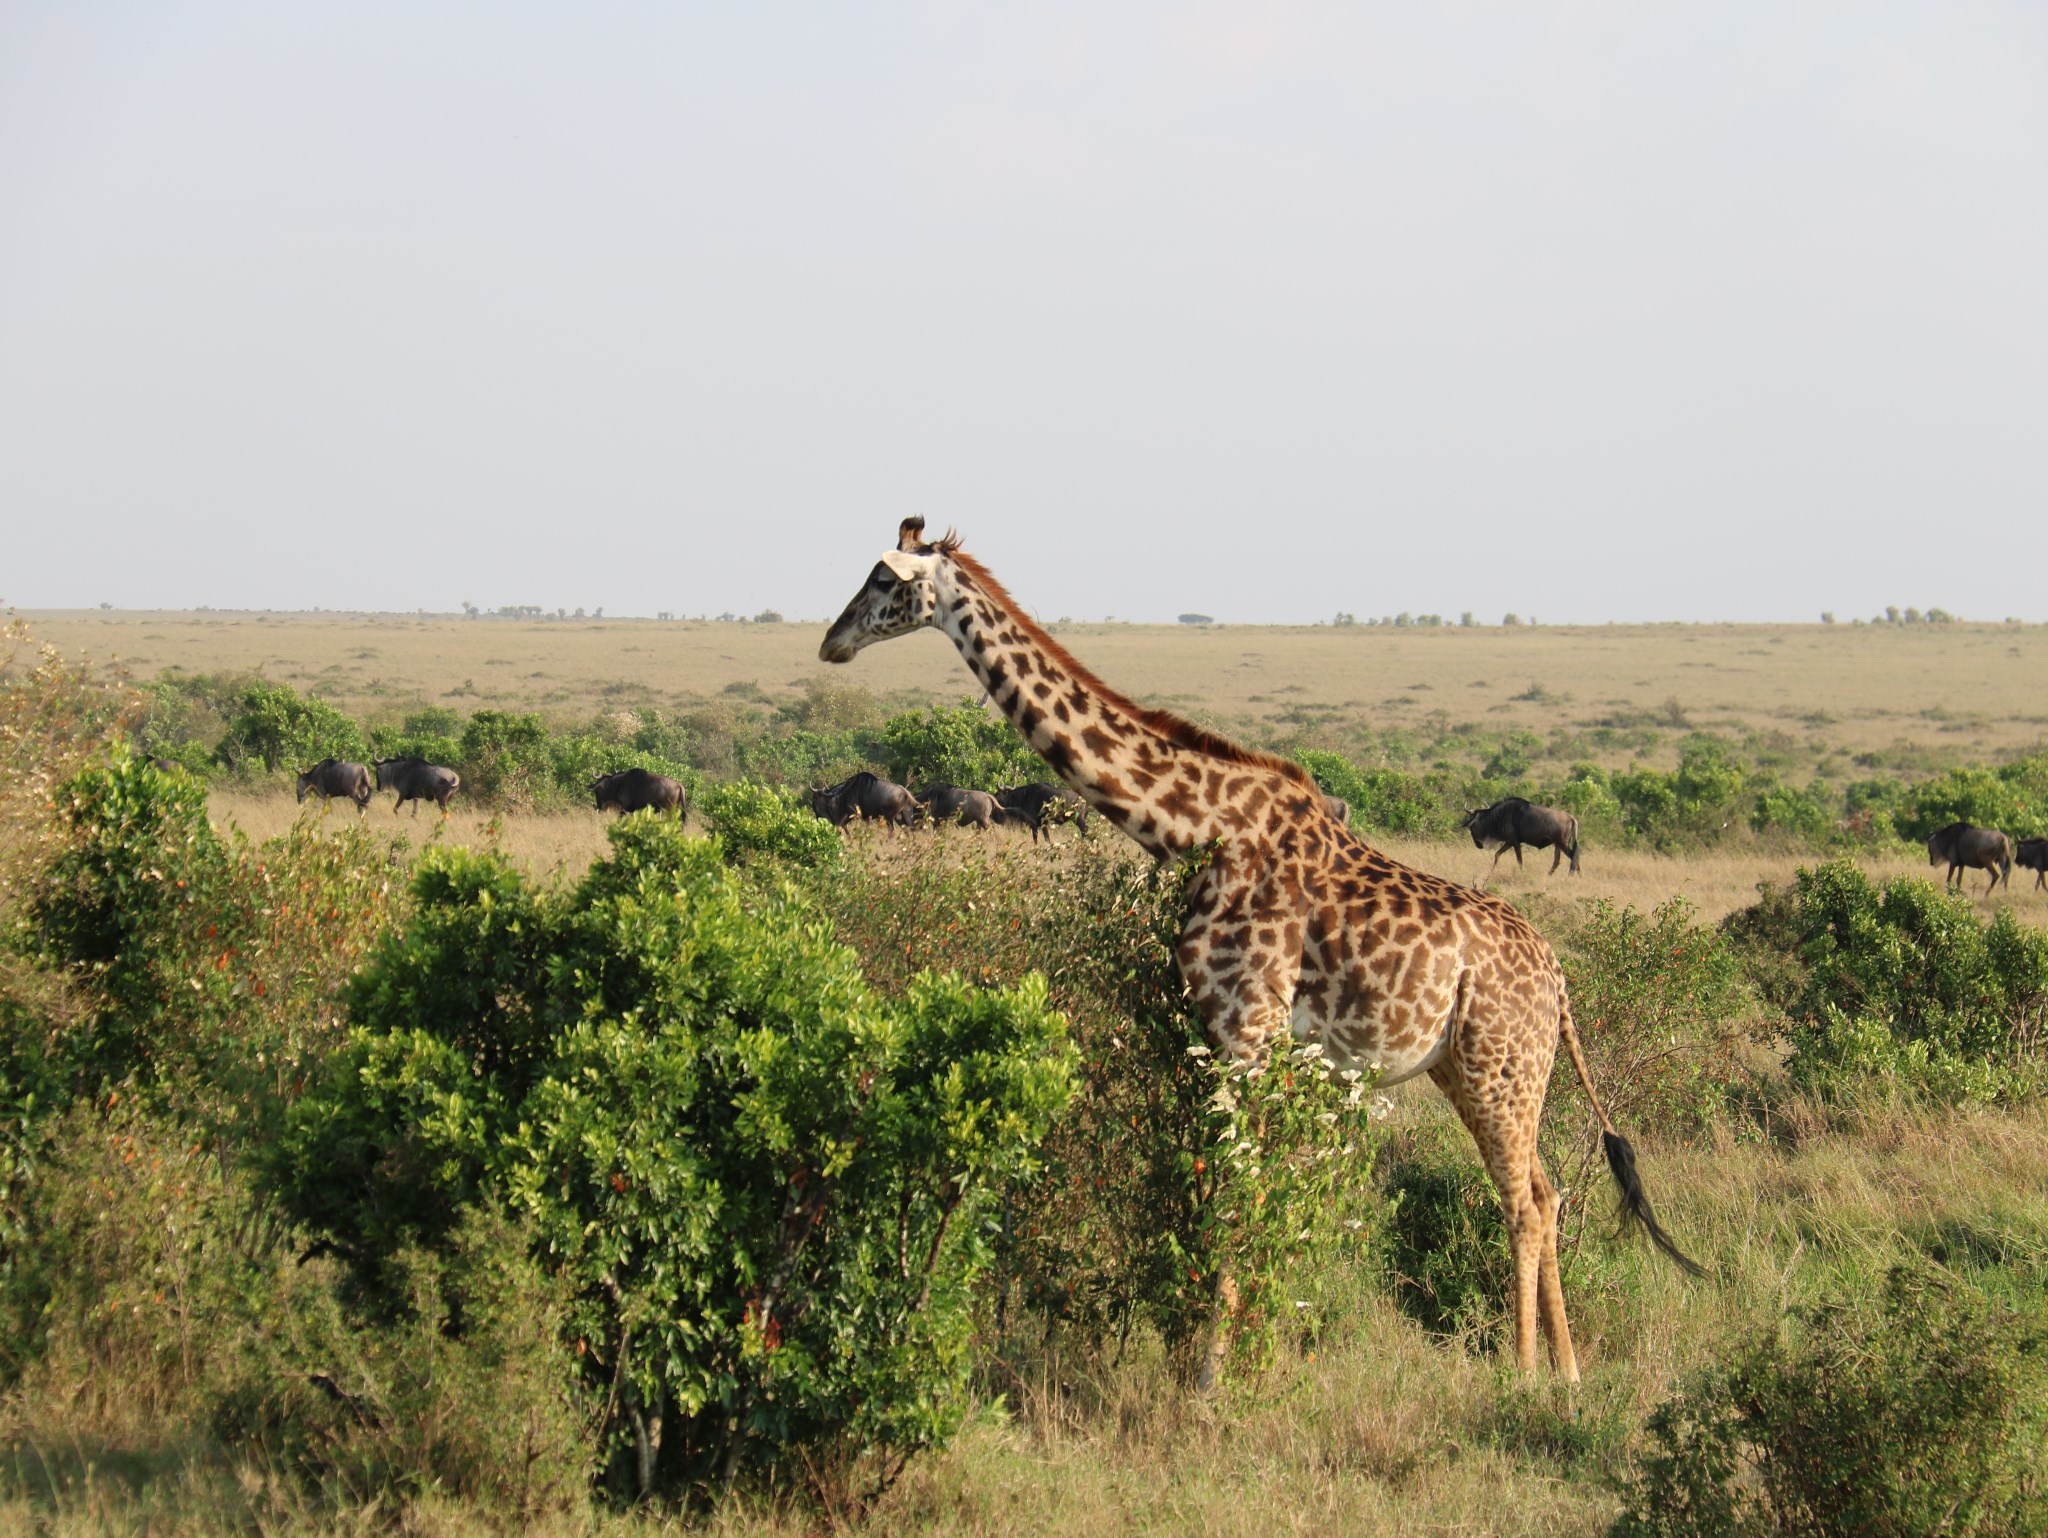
[4, 3, 2044, 623]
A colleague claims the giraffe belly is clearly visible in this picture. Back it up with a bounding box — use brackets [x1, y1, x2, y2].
[1288, 992, 1456, 1088]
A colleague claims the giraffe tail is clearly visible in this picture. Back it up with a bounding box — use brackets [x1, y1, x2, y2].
[1559, 996, 1706, 1279]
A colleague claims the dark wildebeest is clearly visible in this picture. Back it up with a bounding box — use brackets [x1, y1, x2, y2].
[1462, 797, 1581, 876]
[808, 771, 920, 834]
[919, 783, 1005, 831]
[373, 756, 461, 817]
[2016, 837, 2048, 891]
[296, 758, 373, 815]
[592, 768, 687, 817]
[993, 781, 1093, 843]
[1927, 821, 2012, 893]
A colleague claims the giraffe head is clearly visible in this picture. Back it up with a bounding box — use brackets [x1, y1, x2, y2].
[819, 517, 949, 663]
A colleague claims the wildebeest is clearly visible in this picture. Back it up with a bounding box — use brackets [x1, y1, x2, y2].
[808, 771, 920, 833]
[1462, 797, 1581, 876]
[2016, 837, 2048, 891]
[919, 783, 1005, 831]
[993, 781, 1093, 843]
[296, 758, 373, 814]
[1927, 821, 2012, 893]
[373, 756, 461, 816]
[592, 767, 687, 817]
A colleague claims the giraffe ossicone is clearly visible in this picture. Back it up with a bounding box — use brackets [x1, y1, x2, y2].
[820, 517, 1702, 1380]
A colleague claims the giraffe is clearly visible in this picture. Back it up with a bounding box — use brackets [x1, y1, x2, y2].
[819, 519, 1702, 1379]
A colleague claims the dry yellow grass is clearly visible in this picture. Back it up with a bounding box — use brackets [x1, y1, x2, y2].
[207, 790, 622, 879]
[26, 608, 2048, 771]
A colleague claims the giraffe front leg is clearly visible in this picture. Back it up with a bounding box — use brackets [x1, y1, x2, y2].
[1175, 874, 1304, 1066]
[1175, 864, 1305, 1394]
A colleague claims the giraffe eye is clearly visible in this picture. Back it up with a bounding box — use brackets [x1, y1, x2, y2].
[871, 565, 899, 590]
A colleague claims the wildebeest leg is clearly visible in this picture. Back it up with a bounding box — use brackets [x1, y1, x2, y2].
[1548, 844, 1563, 875]
[1488, 845, 1508, 876]
[1511, 843, 1524, 867]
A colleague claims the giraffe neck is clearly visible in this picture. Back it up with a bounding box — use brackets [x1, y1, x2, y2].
[932, 554, 1302, 860]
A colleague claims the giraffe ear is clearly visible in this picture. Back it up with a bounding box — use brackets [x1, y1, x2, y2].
[898, 516, 928, 553]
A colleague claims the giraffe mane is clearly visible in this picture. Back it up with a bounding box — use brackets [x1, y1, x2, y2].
[947, 547, 1320, 792]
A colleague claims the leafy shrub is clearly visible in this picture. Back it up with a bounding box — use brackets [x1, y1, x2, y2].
[1749, 780, 1840, 843]
[456, 709, 558, 806]
[1553, 898, 1752, 1139]
[277, 819, 1075, 1498]
[217, 1209, 596, 1519]
[1897, 761, 2043, 843]
[736, 727, 873, 790]
[24, 749, 398, 1137]
[1762, 861, 2048, 1102]
[1611, 1265, 2048, 1538]
[1554, 763, 1626, 841]
[29, 748, 240, 1091]
[3, 1103, 272, 1415]
[874, 702, 1047, 791]
[1295, 750, 1452, 835]
[698, 778, 844, 871]
[815, 840, 1383, 1382]
[215, 680, 368, 772]
[1377, 1125, 1511, 1349]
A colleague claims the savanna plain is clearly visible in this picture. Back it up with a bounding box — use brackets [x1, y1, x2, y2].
[5, 609, 2048, 1536]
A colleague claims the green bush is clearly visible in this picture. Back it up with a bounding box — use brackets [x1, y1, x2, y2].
[698, 779, 844, 871]
[1898, 763, 2040, 843]
[277, 819, 1075, 1498]
[1554, 898, 1752, 1138]
[29, 748, 240, 1091]
[1611, 1265, 2048, 1538]
[456, 709, 558, 806]
[1377, 1125, 1511, 1349]
[874, 702, 1046, 791]
[814, 840, 1383, 1382]
[1554, 763, 1626, 841]
[216, 1208, 596, 1519]
[1295, 750, 1454, 835]
[1749, 861, 2048, 1103]
[215, 680, 368, 773]
[1749, 780, 1840, 843]
[24, 749, 399, 1136]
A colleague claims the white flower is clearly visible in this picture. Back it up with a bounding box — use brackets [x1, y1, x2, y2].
[1338, 1068, 1362, 1083]
[1185, 1044, 1212, 1057]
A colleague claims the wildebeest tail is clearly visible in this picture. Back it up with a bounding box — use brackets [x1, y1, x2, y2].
[1566, 812, 1581, 875]
[1558, 995, 1705, 1278]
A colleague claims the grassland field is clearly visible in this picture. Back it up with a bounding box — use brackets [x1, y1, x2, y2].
[10, 610, 2048, 1536]
[32, 606, 2048, 927]
[26, 608, 2048, 772]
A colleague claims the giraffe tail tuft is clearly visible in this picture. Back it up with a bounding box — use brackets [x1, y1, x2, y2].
[1601, 1131, 1707, 1278]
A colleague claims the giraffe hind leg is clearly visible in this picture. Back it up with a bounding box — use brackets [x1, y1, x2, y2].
[1429, 1048, 1574, 1378]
